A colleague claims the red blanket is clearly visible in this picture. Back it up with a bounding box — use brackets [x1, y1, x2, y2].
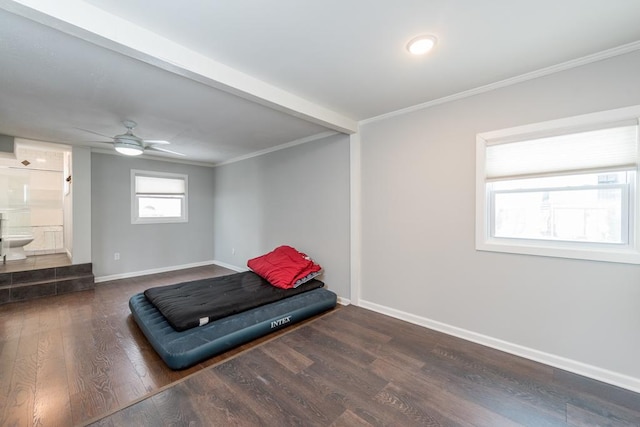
[247, 245, 322, 289]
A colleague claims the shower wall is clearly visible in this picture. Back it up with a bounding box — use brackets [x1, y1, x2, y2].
[26, 168, 64, 255]
[0, 169, 31, 235]
[0, 142, 66, 255]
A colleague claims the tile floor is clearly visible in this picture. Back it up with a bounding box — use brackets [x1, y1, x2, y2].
[0, 253, 71, 273]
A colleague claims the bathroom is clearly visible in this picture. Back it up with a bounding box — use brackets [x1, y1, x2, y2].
[0, 136, 71, 262]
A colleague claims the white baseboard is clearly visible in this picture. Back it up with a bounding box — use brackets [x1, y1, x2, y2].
[337, 296, 351, 306]
[211, 260, 248, 272]
[358, 299, 640, 394]
[94, 260, 219, 283]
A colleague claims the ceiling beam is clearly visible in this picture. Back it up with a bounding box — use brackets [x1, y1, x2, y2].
[0, 0, 358, 134]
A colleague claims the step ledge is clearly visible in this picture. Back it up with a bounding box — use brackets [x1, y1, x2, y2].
[7, 275, 95, 288]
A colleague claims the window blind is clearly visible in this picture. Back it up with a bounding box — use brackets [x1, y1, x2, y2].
[135, 176, 185, 194]
[485, 124, 638, 180]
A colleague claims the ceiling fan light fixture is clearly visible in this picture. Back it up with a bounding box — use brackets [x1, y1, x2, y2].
[406, 35, 437, 55]
[114, 140, 144, 156]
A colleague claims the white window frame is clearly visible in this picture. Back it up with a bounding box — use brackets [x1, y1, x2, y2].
[476, 105, 640, 264]
[131, 169, 188, 224]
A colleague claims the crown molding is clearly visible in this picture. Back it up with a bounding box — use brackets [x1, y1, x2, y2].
[214, 131, 339, 167]
[362, 40, 640, 125]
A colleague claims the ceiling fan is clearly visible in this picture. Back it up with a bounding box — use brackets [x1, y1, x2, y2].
[81, 120, 185, 157]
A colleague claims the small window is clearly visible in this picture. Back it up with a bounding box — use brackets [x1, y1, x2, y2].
[131, 170, 188, 224]
[476, 106, 640, 264]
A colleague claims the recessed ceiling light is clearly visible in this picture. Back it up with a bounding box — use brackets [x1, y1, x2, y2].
[406, 35, 437, 55]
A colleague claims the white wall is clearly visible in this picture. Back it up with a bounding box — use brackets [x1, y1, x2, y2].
[91, 153, 215, 278]
[212, 134, 351, 299]
[358, 50, 640, 389]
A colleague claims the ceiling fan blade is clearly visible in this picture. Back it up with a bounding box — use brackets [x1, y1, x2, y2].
[147, 146, 186, 156]
[74, 127, 114, 139]
[143, 139, 171, 145]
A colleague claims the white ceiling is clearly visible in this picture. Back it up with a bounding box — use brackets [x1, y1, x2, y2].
[1, 0, 640, 165]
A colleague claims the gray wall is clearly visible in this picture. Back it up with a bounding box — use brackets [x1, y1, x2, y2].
[91, 153, 215, 277]
[213, 134, 351, 299]
[359, 50, 640, 381]
[72, 146, 91, 264]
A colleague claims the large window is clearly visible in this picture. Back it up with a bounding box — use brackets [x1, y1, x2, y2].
[476, 106, 640, 264]
[131, 170, 188, 224]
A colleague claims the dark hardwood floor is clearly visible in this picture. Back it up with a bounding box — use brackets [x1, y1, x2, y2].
[1, 265, 639, 426]
[0, 264, 255, 426]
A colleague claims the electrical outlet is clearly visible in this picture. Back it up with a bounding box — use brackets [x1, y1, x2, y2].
[114, 252, 120, 260]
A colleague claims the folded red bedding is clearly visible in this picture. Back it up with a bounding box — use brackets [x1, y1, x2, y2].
[247, 245, 322, 289]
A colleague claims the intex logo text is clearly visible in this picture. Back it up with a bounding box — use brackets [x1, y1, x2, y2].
[270, 316, 292, 329]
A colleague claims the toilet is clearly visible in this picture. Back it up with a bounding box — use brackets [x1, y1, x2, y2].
[3, 234, 35, 260]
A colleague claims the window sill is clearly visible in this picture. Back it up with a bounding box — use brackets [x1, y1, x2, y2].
[132, 218, 188, 225]
[476, 239, 640, 265]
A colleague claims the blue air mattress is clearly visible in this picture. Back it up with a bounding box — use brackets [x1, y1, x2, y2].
[129, 287, 337, 370]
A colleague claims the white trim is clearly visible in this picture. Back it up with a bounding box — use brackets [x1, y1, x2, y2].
[131, 169, 188, 225]
[358, 299, 640, 394]
[477, 105, 640, 142]
[214, 131, 338, 167]
[477, 239, 640, 264]
[94, 260, 219, 283]
[1, 0, 357, 134]
[362, 40, 640, 125]
[349, 132, 362, 305]
[475, 134, 489, 257]
[211, 259, 247, 272]
[336, 296, 351, 306]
